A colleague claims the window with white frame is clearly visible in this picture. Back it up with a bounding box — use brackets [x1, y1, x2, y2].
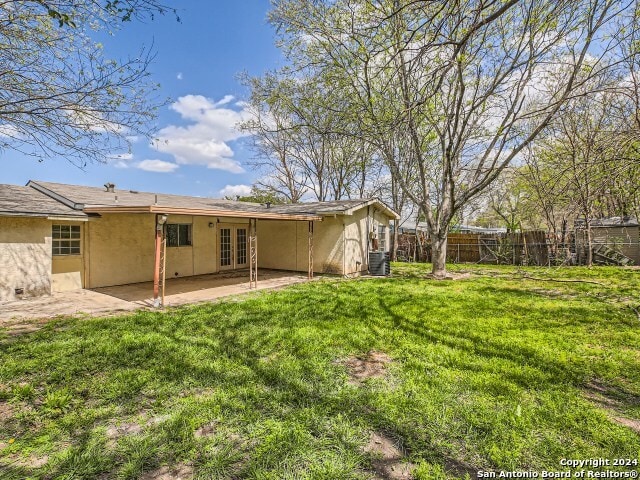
[166, 224, 192, 247]
[378, 225, 386, 251]
[52, 225, 81, 255]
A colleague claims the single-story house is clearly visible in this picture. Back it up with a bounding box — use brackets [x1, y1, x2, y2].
[0, 180, 398, 303]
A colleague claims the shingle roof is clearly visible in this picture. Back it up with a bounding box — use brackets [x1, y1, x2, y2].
[266, 200, 370, 215]
[29, 180, 265, 213]
[0, 184, 87, 218]
[28, 181, 398, 219]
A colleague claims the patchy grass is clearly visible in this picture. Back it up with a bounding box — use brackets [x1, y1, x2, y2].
[0, 263, 639, 479]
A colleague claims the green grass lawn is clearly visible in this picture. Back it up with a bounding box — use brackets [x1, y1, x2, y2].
[1, 263, 639, 479]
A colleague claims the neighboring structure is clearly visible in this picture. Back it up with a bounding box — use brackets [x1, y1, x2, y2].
[0, 181, 397, 302]
[393, 218, 507, 235]
[574, 216, 640, 265]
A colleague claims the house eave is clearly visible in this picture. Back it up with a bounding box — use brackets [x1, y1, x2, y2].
[0, 211, 86, 220]
[342, 199, 399, 219]
[81, 205, 323, 221]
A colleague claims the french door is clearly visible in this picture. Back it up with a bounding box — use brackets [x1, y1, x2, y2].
[219, 225, 248, 271]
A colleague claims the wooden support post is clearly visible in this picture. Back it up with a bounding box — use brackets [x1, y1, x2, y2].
[153, 213, 168, 308]
[249, 218, 258, 289]
[153, 214, 164, 308]
[161, 238, 166, 307]
[308, 220, 314, 279]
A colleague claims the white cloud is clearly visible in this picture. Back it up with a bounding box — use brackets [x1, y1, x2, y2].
[219, 184, 252, 198]
[0, 124, 21, 139]
[136, 159, 179, 173]
[177, 72, 183, 80]
[213, 95, 235, 107]
[154, 94, 250, 173]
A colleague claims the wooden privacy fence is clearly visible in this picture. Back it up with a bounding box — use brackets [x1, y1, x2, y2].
[445, 231, 550, 265]
[446, 234, 481, 262]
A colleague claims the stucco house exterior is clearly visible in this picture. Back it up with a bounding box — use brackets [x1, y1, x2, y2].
[0, 180, 398, 303]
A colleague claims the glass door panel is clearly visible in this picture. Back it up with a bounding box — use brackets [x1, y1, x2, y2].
[236, 228, 248, 268]
[220, 227, 232, 269]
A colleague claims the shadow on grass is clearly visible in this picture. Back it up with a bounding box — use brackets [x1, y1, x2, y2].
[1, 277, 639, 478]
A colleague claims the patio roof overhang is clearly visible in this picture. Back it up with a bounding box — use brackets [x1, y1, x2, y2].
[82, 205, 323, 222]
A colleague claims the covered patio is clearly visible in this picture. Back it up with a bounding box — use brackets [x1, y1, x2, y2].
[93, 269, 312, 306]
[0, 270, 314, 325]
[80, 203, 320, 308]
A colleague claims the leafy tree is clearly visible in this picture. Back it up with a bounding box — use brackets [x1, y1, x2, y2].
[0, 0, 176, 166]
[268, 0, 636, 277]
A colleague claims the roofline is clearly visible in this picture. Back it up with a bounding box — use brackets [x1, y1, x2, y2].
[0, 211, 87, 219]
[340, 199, 399, 219]
[27, 180, 85, 210]
[82, 205, 323, 221]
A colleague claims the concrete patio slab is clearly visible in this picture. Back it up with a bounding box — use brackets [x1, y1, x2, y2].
[0, 270, 311, 326]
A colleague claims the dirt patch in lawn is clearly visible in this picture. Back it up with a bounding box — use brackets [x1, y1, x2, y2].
[0, 401, 14, 418]
[3, 453, 49, 469]
[363, 432, 414, 480]
[583, 380, 640, 434]
[145, 413, 171, 426]
[194, 422, 217, 438]
[140, 463, 194, 480]
[613, 416, 640, 434]
[106, 422, 143, 447]
[106, 422, 143, 438]
[343, 350, 392, 385]
[423, 272, 471, 281]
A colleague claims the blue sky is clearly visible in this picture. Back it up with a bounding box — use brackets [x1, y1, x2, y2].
[3, 1, 283, 198]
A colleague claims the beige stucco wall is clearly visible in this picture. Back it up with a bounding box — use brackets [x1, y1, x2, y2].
[0, 216, 52, 302]
[257, 217, 346, 274]
[257, 207, 392, 276]
[52, 255, 83, 292]
[343, 207, 390, 275]
[257, 220, 298, 270]
[85, 213, 223, 288]
[314, 216, 347, 274]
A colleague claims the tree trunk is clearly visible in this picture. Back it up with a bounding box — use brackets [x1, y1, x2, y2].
[431, 233, 448, 278]
[585, 221, 593, 267]
[391, 218, 400, 261]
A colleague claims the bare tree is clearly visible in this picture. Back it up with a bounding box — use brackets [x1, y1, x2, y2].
[269, 0, 635, 276]
[532, 88, 636, 265]
[240, 75, 307, 203]
[0, 0, 176, 166]
[241, 73, 383, 202]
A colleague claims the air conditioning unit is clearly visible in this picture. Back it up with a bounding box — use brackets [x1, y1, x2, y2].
[369, 251, 390, 276]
